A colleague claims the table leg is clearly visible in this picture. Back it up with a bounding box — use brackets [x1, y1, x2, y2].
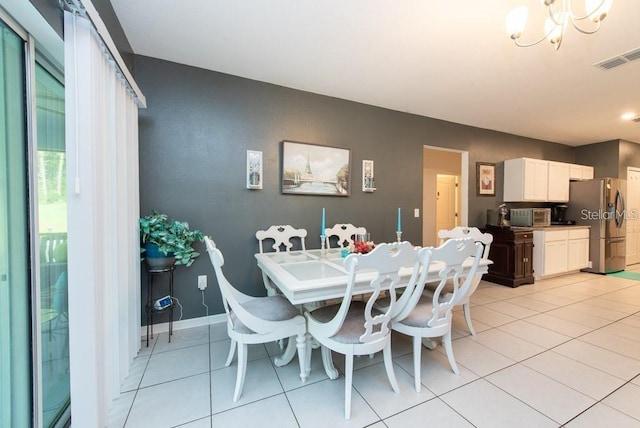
[422, 338, 437, 350]
[274, 335, 297, 366]
[321, 345, 339, 380]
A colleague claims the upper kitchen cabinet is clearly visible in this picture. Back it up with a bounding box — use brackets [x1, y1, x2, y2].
[569, 164, 594, 181]
[503, 157, 581, 202]
[548, 161, 570, 201]
[504, 158, 549, 202]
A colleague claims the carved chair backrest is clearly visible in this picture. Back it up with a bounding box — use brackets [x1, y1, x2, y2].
[324, 223, 367, 248]
[256, 225, 307, 253]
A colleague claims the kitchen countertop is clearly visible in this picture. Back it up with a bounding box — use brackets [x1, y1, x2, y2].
[485, 225, 590, 231]
[530, 225, 590, 231]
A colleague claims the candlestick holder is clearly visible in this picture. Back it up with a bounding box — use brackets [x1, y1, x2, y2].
[320, 235, 327, 257]
[396, 231, 402, 243]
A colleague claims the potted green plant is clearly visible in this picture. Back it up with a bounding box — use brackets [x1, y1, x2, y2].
[139, 211, 205, 269]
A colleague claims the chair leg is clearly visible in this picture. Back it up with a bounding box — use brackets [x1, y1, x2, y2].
[443, 331, 460, 375]
[412, 336, 422, 392]
[225, 339, 236, 366]
[344, 353, 353, 420]
[233, 343, 248, 402]
[383, 343, 400, 393]
[463, 303, 476, 336]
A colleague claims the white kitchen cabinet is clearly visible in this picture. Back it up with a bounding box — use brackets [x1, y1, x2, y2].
[567, 228, 590, 270]
[504, 158, 548, 202]
[569, 164, 594, 181]
[547, 161, 570, 202]
[533, 227, 590, 278]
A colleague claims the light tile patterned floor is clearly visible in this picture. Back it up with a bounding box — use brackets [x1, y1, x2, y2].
[108, 270, 640, 428]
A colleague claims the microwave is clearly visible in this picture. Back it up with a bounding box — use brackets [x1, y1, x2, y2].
[510, 208, 551, 227]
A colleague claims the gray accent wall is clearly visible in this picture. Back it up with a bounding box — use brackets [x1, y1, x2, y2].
[135, 54, 576, 321]
[574, 139, 640, 180]
[575, 140, 620, 178]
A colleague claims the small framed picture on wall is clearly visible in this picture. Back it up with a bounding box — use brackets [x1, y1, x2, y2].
[246, 150, 263, 189]
[476, 162, 495, 196]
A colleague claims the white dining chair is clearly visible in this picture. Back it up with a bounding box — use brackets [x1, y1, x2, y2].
[388, 238, 483, 392]
[324, 223, 367, 248]
[305, 241, 418, 419]
[433, 226, 493, 335]
[204, 237, 308, 402]
[256, 224, 307, 254]
[255, 224, 308, 351]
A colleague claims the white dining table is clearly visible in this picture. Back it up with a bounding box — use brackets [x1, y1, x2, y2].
[255, 248, 491, 306]
[255, 247, 492, 379]
[255, 248, 492, 379]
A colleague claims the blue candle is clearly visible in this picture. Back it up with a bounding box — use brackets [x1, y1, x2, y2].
[397, 207, 402, 233]
[321, 208, 326, 235]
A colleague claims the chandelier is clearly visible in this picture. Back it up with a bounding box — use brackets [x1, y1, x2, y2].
[506, 0, 613, 50]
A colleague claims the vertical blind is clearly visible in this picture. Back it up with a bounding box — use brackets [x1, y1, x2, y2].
[63, 10, 142, 427]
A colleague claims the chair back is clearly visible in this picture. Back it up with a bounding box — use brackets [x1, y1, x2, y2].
[394, 238, 483, 329]
[437, 227, 492, 304]
[256, 225, 307, 253]
[325, 241, 419, 344]
[438, 227, 492, 259]
[324, 223, 367, 248]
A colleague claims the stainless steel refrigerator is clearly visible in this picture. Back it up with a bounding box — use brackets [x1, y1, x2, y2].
[567, 178, 626, 273]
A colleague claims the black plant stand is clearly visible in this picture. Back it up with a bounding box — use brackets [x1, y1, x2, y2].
[145, 265, 174, 347]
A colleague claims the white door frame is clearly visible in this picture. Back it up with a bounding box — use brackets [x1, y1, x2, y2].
[424, 145, 468, 224]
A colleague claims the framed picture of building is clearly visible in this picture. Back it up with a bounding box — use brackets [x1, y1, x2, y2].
[246, 150, 263, 189]
[281, 141, 350, 196]
[362, 159, 375, 192]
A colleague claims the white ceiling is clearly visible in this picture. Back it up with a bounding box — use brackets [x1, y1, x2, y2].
[110, 0, 640, 147]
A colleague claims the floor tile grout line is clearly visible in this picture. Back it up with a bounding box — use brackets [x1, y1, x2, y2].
[121, 336, 158, 428]
[263, 342, 303, 427]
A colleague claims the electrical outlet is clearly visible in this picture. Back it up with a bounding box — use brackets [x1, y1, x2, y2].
[414, 208, 420, 218]
[197, 275, 207, 290]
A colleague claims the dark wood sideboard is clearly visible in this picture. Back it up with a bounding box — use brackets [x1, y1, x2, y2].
[481, 226, 535, 288]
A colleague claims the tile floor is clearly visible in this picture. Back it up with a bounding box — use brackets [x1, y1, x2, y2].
[108, 271, 640, 428]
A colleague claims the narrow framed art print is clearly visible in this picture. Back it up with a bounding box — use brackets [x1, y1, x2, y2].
[476, 162, 496, 196]
[246, 150, 263, 189]
[281, 141, 350, 196]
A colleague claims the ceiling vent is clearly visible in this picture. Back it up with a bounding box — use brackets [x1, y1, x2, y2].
[594, 47, 640, 70]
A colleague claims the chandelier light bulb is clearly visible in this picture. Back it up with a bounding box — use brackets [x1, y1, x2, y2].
[586, 0, 613, 22]
[506, 6, 529, 39]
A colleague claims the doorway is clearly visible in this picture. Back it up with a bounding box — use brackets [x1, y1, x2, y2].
[436, 174, 459, 236]
[627, 167, 640, 265]
[423, 147, 468, 246]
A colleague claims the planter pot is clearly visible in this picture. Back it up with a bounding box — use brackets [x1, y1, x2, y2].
[144, 243, 175, 270]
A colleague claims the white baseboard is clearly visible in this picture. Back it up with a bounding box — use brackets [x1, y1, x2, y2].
[140, 313, 226, 337]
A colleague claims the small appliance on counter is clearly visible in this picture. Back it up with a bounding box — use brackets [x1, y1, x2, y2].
[487, 204, 510, 227]
[509, 208, 551, 227]
[551, 204, 575, 225]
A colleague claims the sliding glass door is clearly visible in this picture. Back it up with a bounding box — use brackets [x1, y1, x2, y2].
[36, 61, 68, 427]
[0, 14, 68, 427]
[0, 19, 32, 428]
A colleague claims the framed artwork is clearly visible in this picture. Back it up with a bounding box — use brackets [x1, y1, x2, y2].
[477, 162, 496, 196]
[281, 140, 350, 196]
[246, 150, 263, 189]
[362, 159, 375, 192]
